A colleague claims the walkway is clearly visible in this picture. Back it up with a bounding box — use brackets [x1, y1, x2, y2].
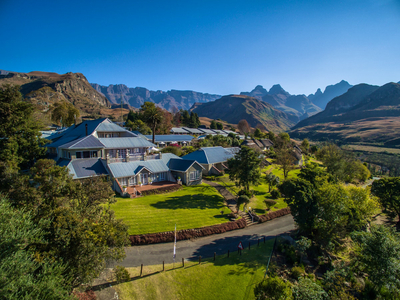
[203, 179, 237, 213]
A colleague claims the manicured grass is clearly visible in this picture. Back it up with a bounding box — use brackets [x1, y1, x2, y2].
[115, 240, 274, 300]
[111, 184, 230, 235]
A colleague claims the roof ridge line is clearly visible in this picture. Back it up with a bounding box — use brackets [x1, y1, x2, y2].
[201, 148, 210, 164]
[68, 134, 92, 148]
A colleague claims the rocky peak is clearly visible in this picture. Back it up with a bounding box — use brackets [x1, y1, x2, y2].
[268, 84, 290, 96]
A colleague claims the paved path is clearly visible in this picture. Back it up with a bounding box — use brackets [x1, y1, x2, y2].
[203, 179, 237, 212]
[109, 214, 295, 268]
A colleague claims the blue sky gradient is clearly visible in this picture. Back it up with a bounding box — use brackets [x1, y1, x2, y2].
[1, 0, 399, 95]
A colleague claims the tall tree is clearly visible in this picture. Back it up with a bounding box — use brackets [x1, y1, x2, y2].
[227, 146, 262, 193]
[275, 147, 296, 180]
[237, 119, 250, 135]
[140, 102, 163, 144]
[371, 177, 400, 223]
[51, 101, 80, 127]
[210, 120, 217, 129]
[0, 84, 47, 170]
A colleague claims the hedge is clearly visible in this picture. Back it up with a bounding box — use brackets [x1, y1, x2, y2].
[130, 218, 246, 245]
[258, 207, 291, 223]
[140, 184, 182, 196]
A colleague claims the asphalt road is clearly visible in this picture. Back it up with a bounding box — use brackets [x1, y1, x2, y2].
[109, 214, 295, 268]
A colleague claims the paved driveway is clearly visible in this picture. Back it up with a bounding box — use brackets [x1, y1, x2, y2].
[109, 214, 295, 268]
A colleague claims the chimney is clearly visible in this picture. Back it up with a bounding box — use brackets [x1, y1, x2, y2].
[85, 124, 88, 136]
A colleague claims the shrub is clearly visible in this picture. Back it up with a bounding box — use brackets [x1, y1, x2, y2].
[291, 265, 305, 279]
[258, 207, 291, 223]
[238, 189, 253, 198]
[113, 265, 130, 283]
[264, 199, 277, 210]
[254, 276, 292, 299]
[270, 189, 281, 199]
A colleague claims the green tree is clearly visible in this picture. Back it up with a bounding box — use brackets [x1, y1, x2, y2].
[0, 196, 73, 299]
[292, 277, 328, 300]
[371, 177, 400, 223]
[227, 146, 262, 193]
[180, 110, 190, 126]
[265, 173, 280, 192]
[140, 102, 163, 144]
[254, 276, 293, 300]
[189, 112, 201, 128]
[2, 159, 129, 288]
[216, 122, 223, 130]
[254, 128, 262, 139]
[51, 101, 80, 127]
[275, 147, 296, 180]
[351, 225, 400, 297]
[126, 119, 152, 134]
[0, 84, 47, 169]
[210, 120, 217, 129]
[300, 139, 310, 154]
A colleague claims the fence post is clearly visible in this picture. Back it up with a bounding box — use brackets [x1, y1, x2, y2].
[182, 258, 185, 267]
[214, 252, 216, 261]
[163, 261, 165, 272]
[264, 236, 265, 243]
[199, 256, 202, 265]
[140, 264, 143, 277]
[258, 239, 260, 246]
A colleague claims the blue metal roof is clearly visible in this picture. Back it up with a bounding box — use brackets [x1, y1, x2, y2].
[96, 122, 135, 134]
[98, 137, 155, 148]
[58, 135, 105, 149]
[143, 135, 194, 142]
[57, 158, 108, 179]
[168, 158, 204, 172]
[182, 146, 236, 164]
[198, 128, 216, 135]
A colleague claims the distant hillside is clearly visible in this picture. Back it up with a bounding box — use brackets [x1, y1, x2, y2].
[291, 82, 400, 145]
[0, 70, 111, 125]
[91, 83, 221, 111]
[191, 95, 297, 133]
[241, 84, 321, 120]
[307, 80, 353, 109]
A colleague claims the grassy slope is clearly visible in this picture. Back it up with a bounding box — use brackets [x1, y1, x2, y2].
[111, 184, 231, 235]
[115, 240, 274, 300]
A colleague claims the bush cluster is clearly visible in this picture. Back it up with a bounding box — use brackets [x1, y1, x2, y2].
[258, 207, 291, 223]
[130, 218, 246, 245]
[140, 185, 182, 196]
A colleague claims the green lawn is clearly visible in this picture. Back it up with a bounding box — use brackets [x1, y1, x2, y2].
[115, 240, 274, 300]
[111, 184, 230, 235]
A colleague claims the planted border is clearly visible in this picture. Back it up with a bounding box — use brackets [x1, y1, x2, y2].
[140, 185, 182, 196]
[130, 219, 246, 245]
[258, 207, 291, 223]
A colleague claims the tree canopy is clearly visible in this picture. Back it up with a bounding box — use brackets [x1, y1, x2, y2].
[371, 177, 400, 223]
[0, 84, 48, 170]
[227, 146, 262, 193]
[140, 102, 163, 143]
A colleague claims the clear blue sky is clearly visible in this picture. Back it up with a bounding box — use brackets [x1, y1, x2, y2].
[1, 0, 399, 95]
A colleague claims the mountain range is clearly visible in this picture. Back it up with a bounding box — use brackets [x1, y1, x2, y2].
[191, 95, 297, 133]
[290, 82, 400, 146]
[91, 83, 221, 112]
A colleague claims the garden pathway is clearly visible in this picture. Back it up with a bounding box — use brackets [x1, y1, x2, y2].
[203, 179, 254, 225]
[203, 179, 237, 212]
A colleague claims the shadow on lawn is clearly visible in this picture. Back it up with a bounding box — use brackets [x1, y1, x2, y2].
[150, 194, 226, 210]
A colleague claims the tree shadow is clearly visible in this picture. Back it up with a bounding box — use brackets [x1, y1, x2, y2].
[150, 194, 226, 210]
[253, 208, 265, 215]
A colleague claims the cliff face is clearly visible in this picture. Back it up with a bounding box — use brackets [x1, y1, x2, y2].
[0, 71, 111, 125]
[91, 83, 221, 111]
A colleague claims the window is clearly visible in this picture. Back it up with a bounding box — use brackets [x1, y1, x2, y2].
[159, 172, 166, 180]
[75, 151, 98, 159]
[189, 170, 201, 181]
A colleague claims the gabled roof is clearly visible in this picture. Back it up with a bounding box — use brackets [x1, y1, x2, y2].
[46, 118, 136, 148]
[59, 135, 105, 149]
[182, 146, 237, 164]
[260, 139, 274, 147]
[98, 137, 155, 148]
[211, 129, 225, 135]
[168, 158, 204, 172]
[61, 158, 109, 179]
